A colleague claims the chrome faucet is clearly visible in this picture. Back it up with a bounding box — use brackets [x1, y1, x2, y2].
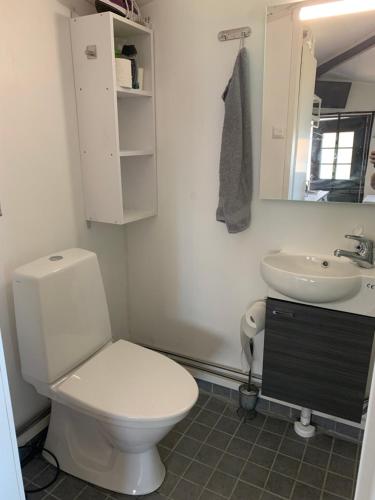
[334, 235, 374, 268]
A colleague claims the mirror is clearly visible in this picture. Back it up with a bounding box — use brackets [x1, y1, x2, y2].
[260, 1, 375, 203]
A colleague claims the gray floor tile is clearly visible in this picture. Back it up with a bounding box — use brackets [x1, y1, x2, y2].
[224, 405, 243, 421]
[206, 397, 227, 414]
[206, 471, 236, 497]
[272, 453, 300, 478]
[217, 453, 245, 477]
[185, 422, 211, 441]
[335, 423, 360, 441]
[76, 485, 108, 499]
[139, 493, 166, 499]
[196, 409, 221, 427]
[183, 461, 213, 486]
[286, 424, 308, 443]
[52, 474, 87, 500]
[329, 454, 356, 479]
[292, 482, 321, 500]
[231, 480, 262, 500]
[325, 473, 353, 499]
[215, 416, 240, 435]
[256, 431, 282, 451]
[263, 417, 288, 435]
[279, 438, 305, 460]
[322, 492, 348, 500]
[188, 406, 201, 420]
[265, 472, 294, 499]
[196, 393, 210, 408]
[158, 472, 179, 496]
[206, 430, 231, 451]
[170, 478, 201, 500]
[166, 452, 191, 475]
[332, 440, 357, 461]
[304, 446, 330, 468]
[22, 456, 50, 481]
[175, 436, 201, 458]
[298, 463, 325, 489]
[160, 431, 182, 450]
[236, 422, 261, 443]
[175, 417, 193, 434]
[33, 465, 60, 489]
[195, 444, 221, 468]
[261, 492, 281, 500]
[240, 462, 269, 488]
[249, 446, 276, 468]
[20, 392, 361, 500]
[105, 490, 135, 499]
[226, 437, 252, 460]
[308, 434, 333, 452]
[248, 413, 266, 428]
[200, 490, 225, 500]
[24, 482, 48, 500]
[158, 446, 170, 461]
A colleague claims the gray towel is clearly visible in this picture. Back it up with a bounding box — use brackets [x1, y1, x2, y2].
[216, 48, 252, 233]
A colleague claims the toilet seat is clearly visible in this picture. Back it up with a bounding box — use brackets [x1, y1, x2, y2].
[54, 340, 198, 426]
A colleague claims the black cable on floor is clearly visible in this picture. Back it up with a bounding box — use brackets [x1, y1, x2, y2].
[19, 441, 60, 497]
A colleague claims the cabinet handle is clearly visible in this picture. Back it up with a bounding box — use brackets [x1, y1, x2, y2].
[272, 309, 295, 319]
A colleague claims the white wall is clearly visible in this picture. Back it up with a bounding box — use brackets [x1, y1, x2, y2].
[126, 0, 375, 377]
[0, 0, 129, 430]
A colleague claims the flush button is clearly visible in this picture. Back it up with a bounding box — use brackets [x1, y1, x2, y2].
[49, 256, 63, 262]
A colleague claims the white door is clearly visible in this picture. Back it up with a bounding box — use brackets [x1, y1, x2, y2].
[0, 325, 25, 500]
[354, 365, 375, 499]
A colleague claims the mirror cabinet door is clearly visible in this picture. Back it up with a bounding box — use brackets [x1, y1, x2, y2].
[260, 2, 375, 204]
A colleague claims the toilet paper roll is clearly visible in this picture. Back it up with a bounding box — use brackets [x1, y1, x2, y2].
[244, 300, 266, 337]
[115, 58, 132, 88]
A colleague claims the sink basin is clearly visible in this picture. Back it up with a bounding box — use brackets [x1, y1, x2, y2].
[261, 253, 362, 303]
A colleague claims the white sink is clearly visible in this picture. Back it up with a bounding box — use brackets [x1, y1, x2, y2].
[261, 253, 362, 303]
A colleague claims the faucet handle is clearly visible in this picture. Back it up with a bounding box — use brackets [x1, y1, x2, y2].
[345, 234, 369, 242]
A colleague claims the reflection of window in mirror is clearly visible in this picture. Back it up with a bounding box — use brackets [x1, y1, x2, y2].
[260, 0, 375, 204]
[309, 112, 374, 202]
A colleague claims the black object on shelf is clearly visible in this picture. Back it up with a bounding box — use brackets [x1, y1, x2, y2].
[122, 44, 139, 89]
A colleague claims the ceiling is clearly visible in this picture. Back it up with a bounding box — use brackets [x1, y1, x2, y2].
[305, 10, 375, 83]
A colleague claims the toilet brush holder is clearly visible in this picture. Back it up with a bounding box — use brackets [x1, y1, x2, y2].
[237, 383, 259, 420]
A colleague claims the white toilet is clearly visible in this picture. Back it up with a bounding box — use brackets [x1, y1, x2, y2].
[13, 248, 198, 496]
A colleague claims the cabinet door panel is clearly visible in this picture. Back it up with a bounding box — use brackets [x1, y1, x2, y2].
[262, 298, 375, 422]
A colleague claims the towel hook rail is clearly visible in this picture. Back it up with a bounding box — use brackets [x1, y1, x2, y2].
[218, 26, 251, 43]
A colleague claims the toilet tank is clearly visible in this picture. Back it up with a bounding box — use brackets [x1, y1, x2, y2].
[13, 249, 112, 387]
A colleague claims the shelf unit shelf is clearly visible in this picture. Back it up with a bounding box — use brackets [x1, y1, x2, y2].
[70, 12, 157, 225]
[117, 88, 152, 98]
[119, 150, 154, 157]
[122, 209, 155, 224]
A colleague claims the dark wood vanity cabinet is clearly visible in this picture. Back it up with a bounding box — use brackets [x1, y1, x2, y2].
[262, 298, 375, 422]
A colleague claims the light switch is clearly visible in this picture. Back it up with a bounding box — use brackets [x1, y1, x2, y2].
[272, 127, 285, 139]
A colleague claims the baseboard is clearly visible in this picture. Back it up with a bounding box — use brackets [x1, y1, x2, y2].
[17, 410, 50, 447]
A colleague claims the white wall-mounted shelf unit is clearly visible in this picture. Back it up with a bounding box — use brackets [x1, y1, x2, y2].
[70, 12, 157, 225]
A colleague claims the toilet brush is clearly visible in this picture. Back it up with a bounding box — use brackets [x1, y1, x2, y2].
[238, 339, 259, 420]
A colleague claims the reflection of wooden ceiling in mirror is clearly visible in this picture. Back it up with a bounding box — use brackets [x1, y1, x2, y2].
[304, 10, 375, 82]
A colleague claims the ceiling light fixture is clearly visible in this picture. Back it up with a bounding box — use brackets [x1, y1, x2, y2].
[299, 0, 375, 20]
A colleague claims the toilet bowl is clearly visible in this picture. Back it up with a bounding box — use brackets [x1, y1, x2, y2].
[13, 249, 198, 495]
[45, 340, 198, 495]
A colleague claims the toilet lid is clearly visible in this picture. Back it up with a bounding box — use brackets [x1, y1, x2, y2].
[55, 340, 198, 423]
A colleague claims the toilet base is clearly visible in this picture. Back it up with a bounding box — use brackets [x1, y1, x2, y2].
[44, 401, 167, 496]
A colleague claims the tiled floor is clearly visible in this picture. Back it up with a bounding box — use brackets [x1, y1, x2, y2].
[22, 392, 361, 500]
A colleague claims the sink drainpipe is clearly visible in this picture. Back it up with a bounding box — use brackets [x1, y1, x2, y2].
[294, 408, 316, 438]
